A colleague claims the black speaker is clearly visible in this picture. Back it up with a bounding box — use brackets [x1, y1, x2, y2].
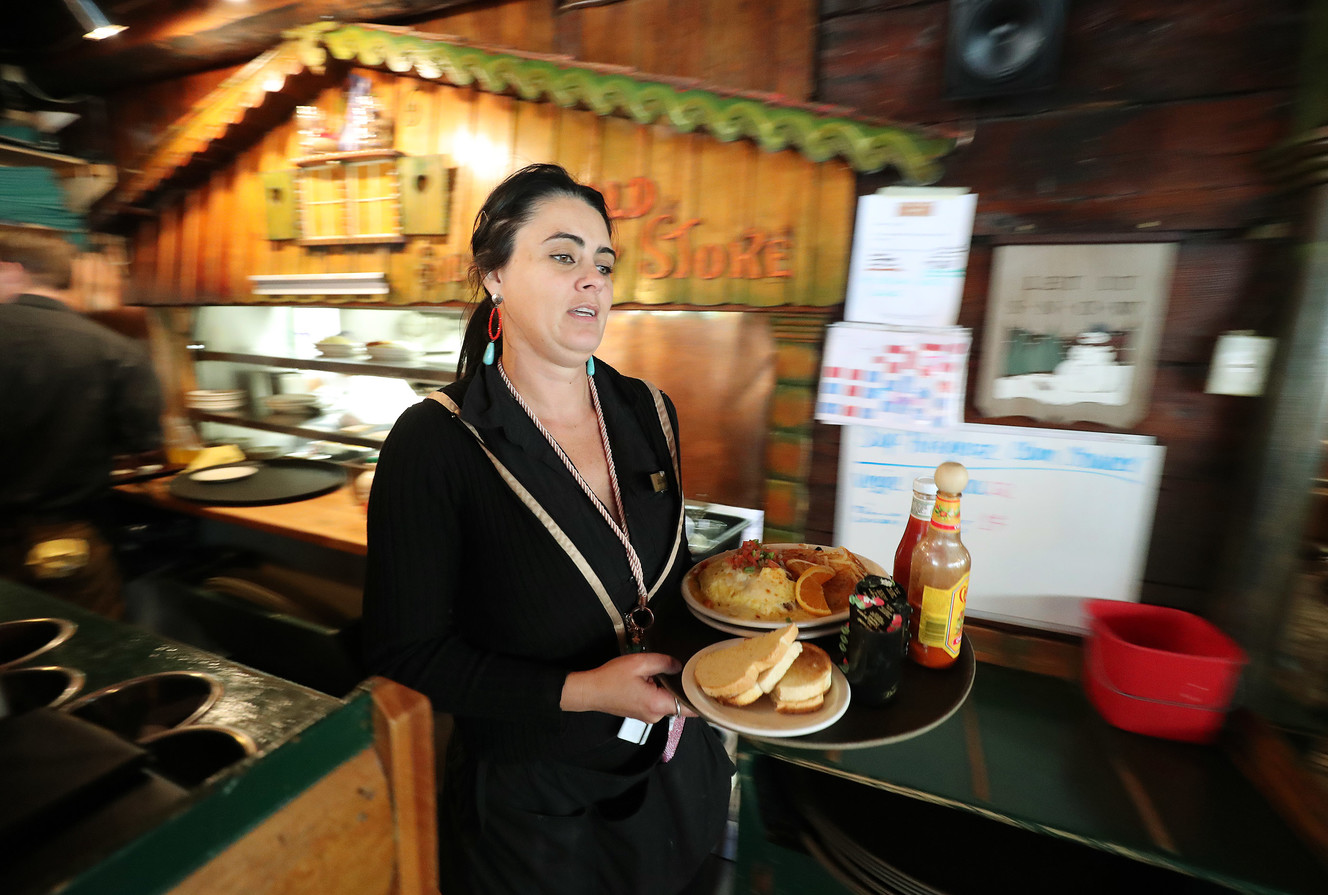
[945, 0, 1067, 100]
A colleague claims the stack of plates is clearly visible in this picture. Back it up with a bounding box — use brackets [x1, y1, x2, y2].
[262, 393, 321, 414]
[315, 338, 365, 357]
[185, 389, 247, 412]
[365, 341, 423, 361]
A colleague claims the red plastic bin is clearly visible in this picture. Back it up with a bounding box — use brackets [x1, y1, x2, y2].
[1082, 600, 1247, 744]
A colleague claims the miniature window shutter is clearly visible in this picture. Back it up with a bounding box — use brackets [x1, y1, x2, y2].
[399, 155, 452, 236]
[261, 170, 298, 240]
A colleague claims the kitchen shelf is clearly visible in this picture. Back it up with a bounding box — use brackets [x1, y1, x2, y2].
[0, 140, 90, 168]
[189, 409, 391, 449]
[292, 149, 403, 167]
[192, 350, 457, 384]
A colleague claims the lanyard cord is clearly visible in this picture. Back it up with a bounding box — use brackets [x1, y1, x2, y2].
[497, 361, 654, 645]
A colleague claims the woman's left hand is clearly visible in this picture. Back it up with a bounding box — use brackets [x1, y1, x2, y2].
[561, 652, 698, 723]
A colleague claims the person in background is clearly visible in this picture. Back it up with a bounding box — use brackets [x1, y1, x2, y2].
[0, 229, 163, 619]
[362, 164, 733, 894]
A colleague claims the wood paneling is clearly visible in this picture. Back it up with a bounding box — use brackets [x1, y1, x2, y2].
[169, 749, 396, 895]
[110, 0, 817, 172]
[819, 0, 1302, 127]
[100, 0, 1305, 613]
[936, 95, 1292, 233]
[809, 0, 1308, 611]
[596, 310, 775, 509]
[129, 72, 851, 312]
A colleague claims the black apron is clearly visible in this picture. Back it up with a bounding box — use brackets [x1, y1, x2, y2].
[440, 718, 734, 895]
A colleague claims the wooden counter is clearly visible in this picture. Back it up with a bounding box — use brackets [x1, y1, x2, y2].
[115, 475, 368, 556]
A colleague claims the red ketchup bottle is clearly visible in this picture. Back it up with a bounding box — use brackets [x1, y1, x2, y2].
[893, 475, 937, 595]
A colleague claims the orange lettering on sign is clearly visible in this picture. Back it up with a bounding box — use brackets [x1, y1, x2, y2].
[898, 202, 933, 217]
[728, 229, 765, 279]
[598, 176, 659, 220]
[610, 177, 801, 281]
[641, 215, 704, 279]
[695, 244, 727, 280]
[641, 214, 677, 279]
[766, 235, 793, 278]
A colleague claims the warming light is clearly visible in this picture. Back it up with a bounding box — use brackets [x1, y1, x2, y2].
[65, 0, 126, 41]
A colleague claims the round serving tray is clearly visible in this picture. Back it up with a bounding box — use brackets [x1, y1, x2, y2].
[167, 459, 346, 506]
[654, 599, 974, 751]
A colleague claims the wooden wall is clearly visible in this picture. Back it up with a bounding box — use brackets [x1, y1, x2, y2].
[100, 0, 816, 173]
[98, 0, 1311, 612]
[805, 0, 1307, 613]
[105, 2, 830, 512]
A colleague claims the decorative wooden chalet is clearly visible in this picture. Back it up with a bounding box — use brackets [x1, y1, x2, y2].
[109, 21, 962, 540]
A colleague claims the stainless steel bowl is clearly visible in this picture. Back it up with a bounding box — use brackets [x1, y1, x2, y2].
[63, 671, 222, 740]
[139, 724, 257, 788]
[0, 617, 77, 669]
[0, 665, 85, 716]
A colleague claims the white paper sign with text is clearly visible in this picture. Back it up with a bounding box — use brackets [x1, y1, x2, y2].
[844, 189, 978, 327]
[833, 423, 1166, 632]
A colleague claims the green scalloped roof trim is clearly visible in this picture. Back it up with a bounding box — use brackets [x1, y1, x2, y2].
[290, 22, 955, 182]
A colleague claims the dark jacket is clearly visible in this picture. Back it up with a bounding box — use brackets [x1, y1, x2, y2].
[0, 294, 161, 517]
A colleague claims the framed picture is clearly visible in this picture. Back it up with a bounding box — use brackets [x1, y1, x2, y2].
[975, 243, 1178, 428]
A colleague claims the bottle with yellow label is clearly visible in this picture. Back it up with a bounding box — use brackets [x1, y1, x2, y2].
[907, 461, 970, 668]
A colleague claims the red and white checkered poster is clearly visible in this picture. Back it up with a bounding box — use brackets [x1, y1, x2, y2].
[816, 323, 971, 430]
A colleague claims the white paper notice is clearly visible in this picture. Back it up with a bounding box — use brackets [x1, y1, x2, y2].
[833, 423, 1165, 632]
[816, 323, 971, 430]
[844, 189, 977, 327]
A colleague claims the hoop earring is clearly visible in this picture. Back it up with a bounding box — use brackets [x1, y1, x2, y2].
[483, 295, 502, 366]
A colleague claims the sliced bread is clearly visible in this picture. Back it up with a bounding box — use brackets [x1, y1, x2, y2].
[772, 642, 833, 713]
[756, 641, 803, 693]
[694, 624, 799, 699]
[716, 682, 765, 707]
[772, 693, 825, 714]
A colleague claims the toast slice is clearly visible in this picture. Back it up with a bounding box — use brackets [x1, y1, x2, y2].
[756, 641, 803, 693]
[773, 693, 825, 714]
[716, 683, 765, 707]
[694, 624, 799, 699]
[772, 642, 833, 713]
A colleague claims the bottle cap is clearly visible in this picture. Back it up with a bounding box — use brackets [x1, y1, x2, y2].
[911, 476, 937, 496]
[934, 461, 969, 494]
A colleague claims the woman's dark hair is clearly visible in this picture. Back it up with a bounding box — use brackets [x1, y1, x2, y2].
[456, 163, 615, 383]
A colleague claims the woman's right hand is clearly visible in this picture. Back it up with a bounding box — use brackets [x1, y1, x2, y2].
[561, 652, 697, 723]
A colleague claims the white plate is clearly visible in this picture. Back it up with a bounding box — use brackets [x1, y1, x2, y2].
[188, 465, 259, 483]
[684, 602, 842, 641]
[682, 543, 884, 633]
[681, 639, 851, 738]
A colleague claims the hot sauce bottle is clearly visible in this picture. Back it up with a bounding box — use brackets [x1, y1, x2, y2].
[907, 462, 970, 669]
[893, 475, 936, 596]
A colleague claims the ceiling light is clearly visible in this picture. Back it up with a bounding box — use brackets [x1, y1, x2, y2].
[65, 0, 126, 41]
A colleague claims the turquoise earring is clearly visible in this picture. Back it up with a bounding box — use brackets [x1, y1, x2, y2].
[587, 356, 595, 376]
[483, 295, 502, 366]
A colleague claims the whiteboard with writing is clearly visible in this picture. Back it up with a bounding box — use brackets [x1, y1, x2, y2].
[833, 423, 1166, 632]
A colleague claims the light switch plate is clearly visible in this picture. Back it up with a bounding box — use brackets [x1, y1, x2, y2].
[1205, 332, 1275, 396]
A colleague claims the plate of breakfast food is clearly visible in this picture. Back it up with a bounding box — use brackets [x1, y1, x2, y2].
[682, 541, 882, 636]
[681, 625, 850, 738]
